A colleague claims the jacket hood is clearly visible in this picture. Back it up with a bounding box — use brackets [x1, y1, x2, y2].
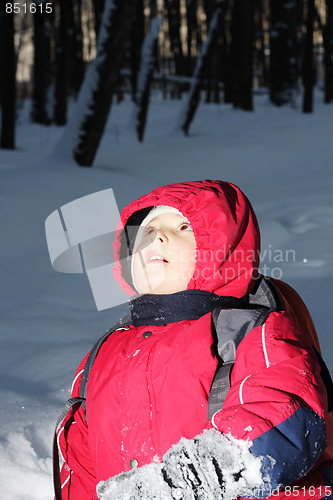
[113, 180, 260, 298]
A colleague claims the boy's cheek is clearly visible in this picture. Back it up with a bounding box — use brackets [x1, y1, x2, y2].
[167, 247, 196, 263]
[166, 266, 194, 284]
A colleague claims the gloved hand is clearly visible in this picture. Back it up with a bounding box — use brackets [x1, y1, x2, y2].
[162, 429, 264, 500]
[97, 429, 265, 500]
[96, 462, 172, 500]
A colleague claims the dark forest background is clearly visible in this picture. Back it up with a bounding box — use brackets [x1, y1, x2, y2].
[0, 0, 332, 165]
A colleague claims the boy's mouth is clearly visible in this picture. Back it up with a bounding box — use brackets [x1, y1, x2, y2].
[146, 252, 168, 264]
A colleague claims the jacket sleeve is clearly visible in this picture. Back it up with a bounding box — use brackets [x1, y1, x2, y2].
[56, 354, 98, 500]
[206, 311, 328, 491]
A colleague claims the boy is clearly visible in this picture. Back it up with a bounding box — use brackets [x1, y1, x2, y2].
[55, 180, 333, 499]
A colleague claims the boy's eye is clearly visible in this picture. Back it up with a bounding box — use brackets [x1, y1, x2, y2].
[179, 222, 193, 232]
[144, 227, 156, 236]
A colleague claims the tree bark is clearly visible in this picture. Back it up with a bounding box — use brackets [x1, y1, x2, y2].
[231, 0, 254, 110]
[269, 0, 299, 106]
[324, 0, 333, 103]
[221, 1, 233, 103]
[203, 0, 215, 102]
[149, 0, 157, 19]
[0, 2, 16, 149]
[255, 0, 268, 87]
[303, 0, 315, 112]
[92, 0, 106, 37]
[67, 0, 85, 97]
[165, 0, 185, 75]
[71, 0, 136, 166]
[185, 0, 197, 75]
[54, 0, 68, 125]
[135, 17, 163, 142]
[31, 10, 51, 124]
[179, 0, 224, 135]
[130, 0, 145, 101]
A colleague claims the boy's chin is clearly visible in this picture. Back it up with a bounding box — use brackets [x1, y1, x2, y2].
[134, 269, 193, 295]
[140, 281, 189, 295]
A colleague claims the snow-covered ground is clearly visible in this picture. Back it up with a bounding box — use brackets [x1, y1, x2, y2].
[1, 90, 332, 499]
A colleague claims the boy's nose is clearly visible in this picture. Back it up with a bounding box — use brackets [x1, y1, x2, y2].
[155, 228, 168, 243]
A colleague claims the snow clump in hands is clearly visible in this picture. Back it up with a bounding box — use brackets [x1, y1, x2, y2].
[97, 429, 268, 500]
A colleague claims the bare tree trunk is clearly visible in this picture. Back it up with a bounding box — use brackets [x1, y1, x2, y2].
[196, 4, 203, 50]
[0, 2, 16, 149]
[93, 0, 105, 36]
[231, 0, 254, 110]
[203, 0, 215, 103]
[149, 0, 157, 18]
[255, 0, 268, 87]
[130, 0, 145, 101]
[221, 1, 233, 103]
[269, 0, 299, 106]
[135, 17, 163, 142]
[67, 0, 136, 166]
[178, 0, 224, 135]
[31, 10, 51, 124]
[54, 0, 68, 125]
[165, 0, 184, 75]
[205, 1, 223, 105]
[303, 0, 315, 112]
[67, 0, 85, 97]
[149, 0, 160, 75]
[324, 0, 333, 103]
[186, 0, 197, 75]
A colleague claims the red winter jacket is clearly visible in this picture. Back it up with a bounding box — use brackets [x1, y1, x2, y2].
[57, 180, 332, 499]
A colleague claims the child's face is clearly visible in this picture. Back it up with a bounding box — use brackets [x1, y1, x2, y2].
[132, 213, 197, 294]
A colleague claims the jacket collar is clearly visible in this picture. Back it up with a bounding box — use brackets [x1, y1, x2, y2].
[129, 290, 248, 326]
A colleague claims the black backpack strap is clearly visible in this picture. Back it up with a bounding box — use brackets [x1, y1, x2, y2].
[207, 306, 271, 419]
[208, 275, 282, 420]
[79, 314, 131, 413]
[53, 397, 86, 500]
[248, 274, 285, 312]
[53, 314, 131, 500]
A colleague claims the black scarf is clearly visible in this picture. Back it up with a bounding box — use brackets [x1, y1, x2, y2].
[129, 290, 248, 326]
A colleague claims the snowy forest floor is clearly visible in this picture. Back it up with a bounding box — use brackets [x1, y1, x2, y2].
[1, 89, 333, 499]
